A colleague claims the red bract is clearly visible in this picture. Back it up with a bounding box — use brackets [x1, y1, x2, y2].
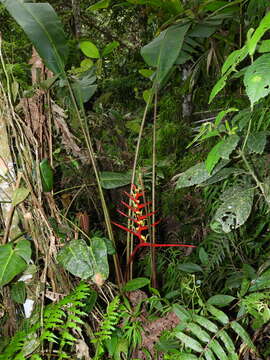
[112, 184, 196, 263]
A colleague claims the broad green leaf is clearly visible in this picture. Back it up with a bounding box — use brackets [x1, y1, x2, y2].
[247, 132, 267, 154]
[194, 315, 218, 333]
[247, 12, 270, 56]
[72, 70, 97, 103]
[39, 159, 53, 192]
[80, 41, 100, 59]
[205, 140, 224, 174]
[102, 41, 119, 57]
[11, 282, 26, 304]
[91, 237, 109, 283]
[187, 322, 211, 342]
[0, 243, 27, 287]
[213, 186, 254, 233]
[87, 0, 110, 11]
[259, 39, 270, 53]
[57, 239, 94, 279]
[218, 330, 235, 353]
[189, 24, 217, 38]
[230, 321, 255, 350]
[201, 168, 243, 186]
[207, 304, 229, 324]
[176, 160, 229, 188]
[209, 339, 228, 360]
[218, 135, 240, 160]
[178, 262, 203, 273]
[244, 54, 270, 108]
[207, 295, 235, 307]
[12, 187, 30, 206]
[1, 0, 68, 76]
[123, 277, 150, 292]
[141, 23, 190, 86]
[175, 331, 203, 352]
[15, 239, 31, 263]
[100, 171, 131, 189]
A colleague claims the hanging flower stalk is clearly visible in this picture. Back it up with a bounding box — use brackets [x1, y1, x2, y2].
[112, 184, 196, 264]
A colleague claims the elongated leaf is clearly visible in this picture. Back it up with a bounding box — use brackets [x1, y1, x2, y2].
[178, 263, 202, 273]
[209, 75, 227, 103]
[187, 323, 211, 343]
[175, 331, 203, 352]
[39, 159, 54, 192]
[172, 304, 192, 321]
[222, 46, 249, 75]
[214, 108, 239, 127]
[176, 160, 229, 188]
[91, 237, 109, 283]
[204, 348, 216, 360]
[209, 339, 228, 360]
[194, 315, 218, 333]
[0, 243, 27, 287]
[102, 41, 119, 57]
[244, 54, 270, 108]
[100, 171, 131, 189]
[218, 330, 235, 353]
[207, 304, 229, 324]
[1, 0, 68, 76]
[123, 277, 150, 292]
[141, 23, 190, 86]
[231, 321, 255, 350]
[205, 140, 224, 174]
[213, 186, 254, 233]
[247, 12, 270, 56]
[207, 295, 235, 307]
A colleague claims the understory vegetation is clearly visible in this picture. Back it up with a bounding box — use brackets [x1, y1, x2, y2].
[1, 0, 270, 359]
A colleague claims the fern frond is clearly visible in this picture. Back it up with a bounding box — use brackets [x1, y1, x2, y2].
[172, 305, 256, 359]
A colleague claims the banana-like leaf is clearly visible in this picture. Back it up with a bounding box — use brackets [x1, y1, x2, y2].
[141, 23, 190, 86]
[1, 0, 68, 77]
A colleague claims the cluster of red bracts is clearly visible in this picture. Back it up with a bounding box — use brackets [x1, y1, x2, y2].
[112, 184, 196, 263]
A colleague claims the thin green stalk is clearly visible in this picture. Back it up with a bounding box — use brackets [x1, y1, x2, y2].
[66, 80, 123, 286]
[151, 90, 158, 288]
[127, 90, 154, 279]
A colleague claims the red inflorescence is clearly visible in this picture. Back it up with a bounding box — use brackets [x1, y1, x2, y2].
[112, 184, 196, 263]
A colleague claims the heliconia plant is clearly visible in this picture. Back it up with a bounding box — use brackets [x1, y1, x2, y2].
[112, 184, 196, 265]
